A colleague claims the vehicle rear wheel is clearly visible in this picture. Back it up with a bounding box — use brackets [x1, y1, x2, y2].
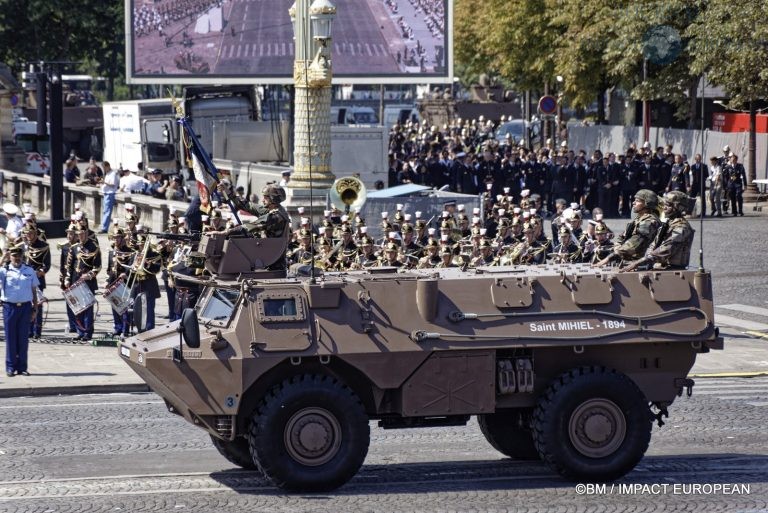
[210, 434, 258, 470]
[477, 409, 539, 460]
[249, 374, 370, 492]
[532, 366, 653, 481]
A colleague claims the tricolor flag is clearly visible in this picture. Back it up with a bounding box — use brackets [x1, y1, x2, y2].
[178, 115, 241, 225]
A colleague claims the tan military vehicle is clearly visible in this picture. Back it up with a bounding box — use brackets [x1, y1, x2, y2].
[120, 230, 723, 492]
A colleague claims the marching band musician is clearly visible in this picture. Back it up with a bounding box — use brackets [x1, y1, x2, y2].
[105, 228, 134, 337]
[378, 242, 403, 268]
[287, 229, 314, 266]
[417, 239, 442, 269]
[129, 228, 163, 331]
[158, 219, 181, 322]
[22, 226, 50, 340]
[436, 245, 458, 268]
[350, 235, 379, 269]
[399, 223, 423, 268]
[471, 239, 498, 267]
[550, 226, 581, 264]
[507, 222, 548, 265]
[65, 226, 101, 341]
[314, 238, 338, 271]
[587, 222, 615, 264]
[59, 224, 78, 334]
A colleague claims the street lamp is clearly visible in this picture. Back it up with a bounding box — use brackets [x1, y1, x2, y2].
[310, 0, 335, 42]
[288, 0, 337, 191]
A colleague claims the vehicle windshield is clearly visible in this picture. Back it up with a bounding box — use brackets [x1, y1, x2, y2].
[199, 288, 239, 322]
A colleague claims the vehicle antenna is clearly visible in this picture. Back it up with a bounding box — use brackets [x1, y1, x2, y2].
[699, 76, 705, 272]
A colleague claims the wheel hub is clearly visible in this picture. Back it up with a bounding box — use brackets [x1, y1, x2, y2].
[284, 407, 342, 466]
[568, 398, 626, 458]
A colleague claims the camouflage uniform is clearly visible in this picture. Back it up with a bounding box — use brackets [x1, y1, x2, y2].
[634, 192, 695, 270]
[612, 212, 660, 262]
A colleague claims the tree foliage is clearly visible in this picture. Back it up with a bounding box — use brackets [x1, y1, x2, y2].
[687, 0, 768, 107]
[0, 0, 125, 98]
[454, 0, 766, 124]
[454, 0, 556, 92]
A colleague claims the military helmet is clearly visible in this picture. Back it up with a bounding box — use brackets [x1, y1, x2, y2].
[662, 191, 691, 213]
[558, 226, 571, 238]
[634, 189, 659, 209]
[262, 184, 286, 204]
[594, 222, 610, 235]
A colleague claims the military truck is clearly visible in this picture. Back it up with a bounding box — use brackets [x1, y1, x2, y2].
[120, 231, 722, 492]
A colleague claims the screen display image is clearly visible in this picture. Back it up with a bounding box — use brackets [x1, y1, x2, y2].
[127, 0, 451, 83]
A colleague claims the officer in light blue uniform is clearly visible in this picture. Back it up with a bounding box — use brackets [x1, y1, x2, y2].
[1, 244, 40, 376]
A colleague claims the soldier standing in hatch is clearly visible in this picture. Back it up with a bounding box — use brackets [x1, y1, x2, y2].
[22, 226, 50, 340]
[621, 191, 695, 272]
[594, 189, 660, 267]
[221, 183, 290, 239]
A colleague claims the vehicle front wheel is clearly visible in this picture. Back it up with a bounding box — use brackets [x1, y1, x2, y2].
[249, 374, 370, 492]
[533, 366, 653, 481]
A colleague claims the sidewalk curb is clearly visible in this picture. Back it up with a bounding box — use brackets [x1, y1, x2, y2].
[689, 371, 768, 379]
[0, 383, 150, 399]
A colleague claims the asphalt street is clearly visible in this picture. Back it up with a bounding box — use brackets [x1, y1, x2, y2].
[0, 381, 766, 511]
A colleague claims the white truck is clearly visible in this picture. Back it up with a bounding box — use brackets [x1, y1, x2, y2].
[12, 112, 50, 176]
[102, 99, 177, 174]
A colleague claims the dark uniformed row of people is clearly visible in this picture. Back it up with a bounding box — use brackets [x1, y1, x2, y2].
[390, 120, 750, 219]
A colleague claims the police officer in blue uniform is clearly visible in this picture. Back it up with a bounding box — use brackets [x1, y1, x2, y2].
[1, 244, 40, 376]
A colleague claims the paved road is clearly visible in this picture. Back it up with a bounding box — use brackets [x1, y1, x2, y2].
[1, 378, 767, 511]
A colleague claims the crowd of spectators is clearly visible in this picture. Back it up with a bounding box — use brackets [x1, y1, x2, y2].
[65, 158, 189, 203]
[388, 119, 749, 218]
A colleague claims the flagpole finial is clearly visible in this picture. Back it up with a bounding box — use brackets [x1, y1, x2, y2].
[169, 93, 184, 118]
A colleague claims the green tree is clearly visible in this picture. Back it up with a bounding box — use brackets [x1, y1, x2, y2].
[0, 0, 125, 97]
[547, 0, 630, 122]
[688, 0, 768, 189]
[603, 0, 705, 127]
[454, 0, 557, 92]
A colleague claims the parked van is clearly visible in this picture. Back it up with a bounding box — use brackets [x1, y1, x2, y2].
[330, 106, 378, 125]
[383, 105, 420, 129]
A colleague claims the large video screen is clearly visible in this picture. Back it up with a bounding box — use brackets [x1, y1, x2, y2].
[126, 0, 452, 84]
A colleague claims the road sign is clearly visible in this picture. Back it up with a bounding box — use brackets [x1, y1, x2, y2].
[538, 95, 557, 116]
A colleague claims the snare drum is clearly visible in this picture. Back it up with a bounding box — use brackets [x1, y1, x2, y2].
[63, 280, 96, 315]
[104, 278, 131, 314]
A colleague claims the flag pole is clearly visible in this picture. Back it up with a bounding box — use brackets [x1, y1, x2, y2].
[171, 96, 243, 226]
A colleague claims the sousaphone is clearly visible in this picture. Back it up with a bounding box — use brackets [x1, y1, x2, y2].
[329, 176, 367, 213]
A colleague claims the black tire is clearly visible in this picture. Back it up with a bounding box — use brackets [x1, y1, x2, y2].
[210, 434, 258, 470]
[532, 366, 653, 481]
[249, 374, 370, 492]
[477, 409, 539, 460]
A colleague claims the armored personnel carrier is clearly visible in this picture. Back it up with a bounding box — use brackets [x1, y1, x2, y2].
[120, 231, 722, 492]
